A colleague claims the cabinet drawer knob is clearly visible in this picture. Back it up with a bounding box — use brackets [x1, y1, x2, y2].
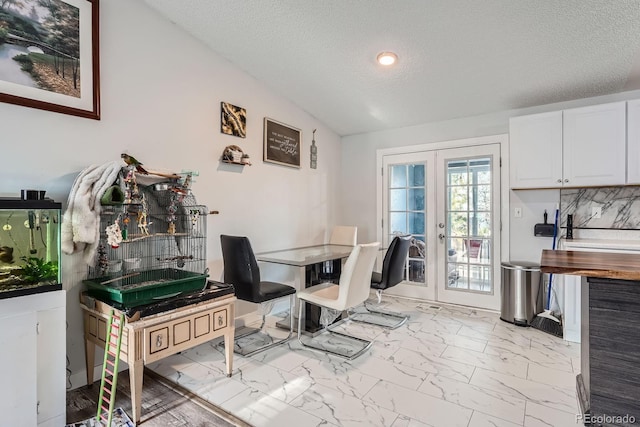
[156, 335, 163, 347]
[218, 315, 225, 326]
[557, 179, 562, 183]
[564, 179, 569, 183]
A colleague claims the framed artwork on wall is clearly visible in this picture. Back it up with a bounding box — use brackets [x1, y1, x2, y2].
[221, 101, 246, 138]
[0, 0, 100, 120]
[263, 117, 301, 168]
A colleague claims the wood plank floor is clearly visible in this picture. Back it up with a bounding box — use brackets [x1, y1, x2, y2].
[66, 368, 249, 426]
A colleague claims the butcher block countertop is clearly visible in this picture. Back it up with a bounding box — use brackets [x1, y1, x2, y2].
[540, 249, 640, 281]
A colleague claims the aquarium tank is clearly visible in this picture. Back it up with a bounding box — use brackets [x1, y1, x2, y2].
[0, 198, 62, 299]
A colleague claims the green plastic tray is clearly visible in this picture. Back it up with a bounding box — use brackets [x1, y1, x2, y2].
[83, 268, 208, 307]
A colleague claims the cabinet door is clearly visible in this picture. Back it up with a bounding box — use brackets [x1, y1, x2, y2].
[627, 99, 640, 184]
[509, 111, 563, 188]
[563, 102, 626, 187]
[0, 312, 37, 427]
[36, 307, 66, 425]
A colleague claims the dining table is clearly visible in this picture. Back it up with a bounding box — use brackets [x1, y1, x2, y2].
[256, 243, 355, 334]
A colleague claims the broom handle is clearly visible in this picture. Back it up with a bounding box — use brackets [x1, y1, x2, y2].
[547, 208, 560, 309]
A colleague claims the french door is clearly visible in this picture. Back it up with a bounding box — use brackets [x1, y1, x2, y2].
[382, 151, 436, 301]
[381, 144, 501, 310]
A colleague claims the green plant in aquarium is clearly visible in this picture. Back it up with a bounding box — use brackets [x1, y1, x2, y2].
[20, 256, 58, 283]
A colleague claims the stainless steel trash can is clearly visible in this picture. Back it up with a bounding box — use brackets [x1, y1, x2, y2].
[500, 261, 543, 326]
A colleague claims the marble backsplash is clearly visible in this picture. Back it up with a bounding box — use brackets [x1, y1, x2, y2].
[560, 186, 640, 230]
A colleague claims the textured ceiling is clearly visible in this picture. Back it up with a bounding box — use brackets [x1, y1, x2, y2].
[143, 0, 640, 136]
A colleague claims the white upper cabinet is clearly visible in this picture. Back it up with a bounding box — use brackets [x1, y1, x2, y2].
[563, 102, 626, 187]
[509, 101, 627, 189]
[509, 111, 563, 189]
[627, 99, 640, 184]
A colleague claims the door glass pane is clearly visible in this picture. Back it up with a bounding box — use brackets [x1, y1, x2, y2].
[448, 165, 468, 185]
[475, 185, 491, 211]
[445, 157, 493, 294]
[408, 188, 425, 210]
[449, 237, 466, 256]
[448, 186, 468, 211]
[448, 263, 468, 290]
[410, 234, 426, 284]
[408, 259, 425, 283]
[475, 213, 491, 237]
[390, 165, 407, 188]
[408, 164, 425, 186]
[408, 212, 425, 234]
[471, 165, 491, 184]
[448, 213, 468, 236]
[390, 189, 407, 211]
[390, 212, 407, 234]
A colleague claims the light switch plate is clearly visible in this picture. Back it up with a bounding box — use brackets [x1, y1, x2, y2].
[514, 208, 522, 218]
[592, 206, 602, 219]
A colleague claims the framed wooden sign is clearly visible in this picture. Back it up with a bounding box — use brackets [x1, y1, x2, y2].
[263, 117, 301, 168]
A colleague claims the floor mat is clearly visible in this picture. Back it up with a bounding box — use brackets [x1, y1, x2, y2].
[65, 407, 134, 426]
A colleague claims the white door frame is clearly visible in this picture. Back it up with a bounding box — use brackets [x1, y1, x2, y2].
[375, 134, 510, 309]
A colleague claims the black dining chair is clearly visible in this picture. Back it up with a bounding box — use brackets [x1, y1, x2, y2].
[220, 235, 296, 356]
[350, 234, 412, 329]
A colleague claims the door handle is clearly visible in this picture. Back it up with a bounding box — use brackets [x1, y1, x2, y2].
[438, 223, 445, 229]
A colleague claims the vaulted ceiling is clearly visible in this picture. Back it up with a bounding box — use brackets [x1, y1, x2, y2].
[143, 0, 640, 136]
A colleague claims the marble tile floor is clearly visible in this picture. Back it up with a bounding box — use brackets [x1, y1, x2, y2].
[147, 297, 581, 427]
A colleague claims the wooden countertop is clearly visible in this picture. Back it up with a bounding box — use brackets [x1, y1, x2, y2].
[540, 249, 640, 281]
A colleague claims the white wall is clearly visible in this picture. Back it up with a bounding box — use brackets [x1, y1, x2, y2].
[342, 88, 640, 265]
[0, 0, 342, 389]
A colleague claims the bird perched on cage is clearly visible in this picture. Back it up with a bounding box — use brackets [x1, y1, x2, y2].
[121, 153, 149, 174]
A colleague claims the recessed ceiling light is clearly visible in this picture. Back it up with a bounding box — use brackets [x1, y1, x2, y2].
[377, 52, 398, 66]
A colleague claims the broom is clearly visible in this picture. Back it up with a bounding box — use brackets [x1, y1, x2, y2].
[530, 207, 563, 338]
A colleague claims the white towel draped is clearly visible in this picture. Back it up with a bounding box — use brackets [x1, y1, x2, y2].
[61, 161, 123, 265]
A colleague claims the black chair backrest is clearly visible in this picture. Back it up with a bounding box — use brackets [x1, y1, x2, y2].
[379, 235, 412, 290]
[220, 235, 261, 301]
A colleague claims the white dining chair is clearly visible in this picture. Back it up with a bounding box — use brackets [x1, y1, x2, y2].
[329, 225, 357, 246]
[297, 241, 380, 360]
[321, 225, 358, 282]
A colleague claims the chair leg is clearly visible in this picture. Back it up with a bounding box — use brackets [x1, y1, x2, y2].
[348, 291, 409, 329]
[347, 302, 409, 329]
[231, 295, 295, 357]
[297, 301, 304, 346]
[296, 299, 372, 360]
[234, 314, 267, 340]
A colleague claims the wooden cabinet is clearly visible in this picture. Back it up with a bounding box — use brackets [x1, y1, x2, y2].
[0, 291, 66, 427]
[627, 99, 640, 184]
[509, 101, 626, 189]
[82, 293, 235, 424]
